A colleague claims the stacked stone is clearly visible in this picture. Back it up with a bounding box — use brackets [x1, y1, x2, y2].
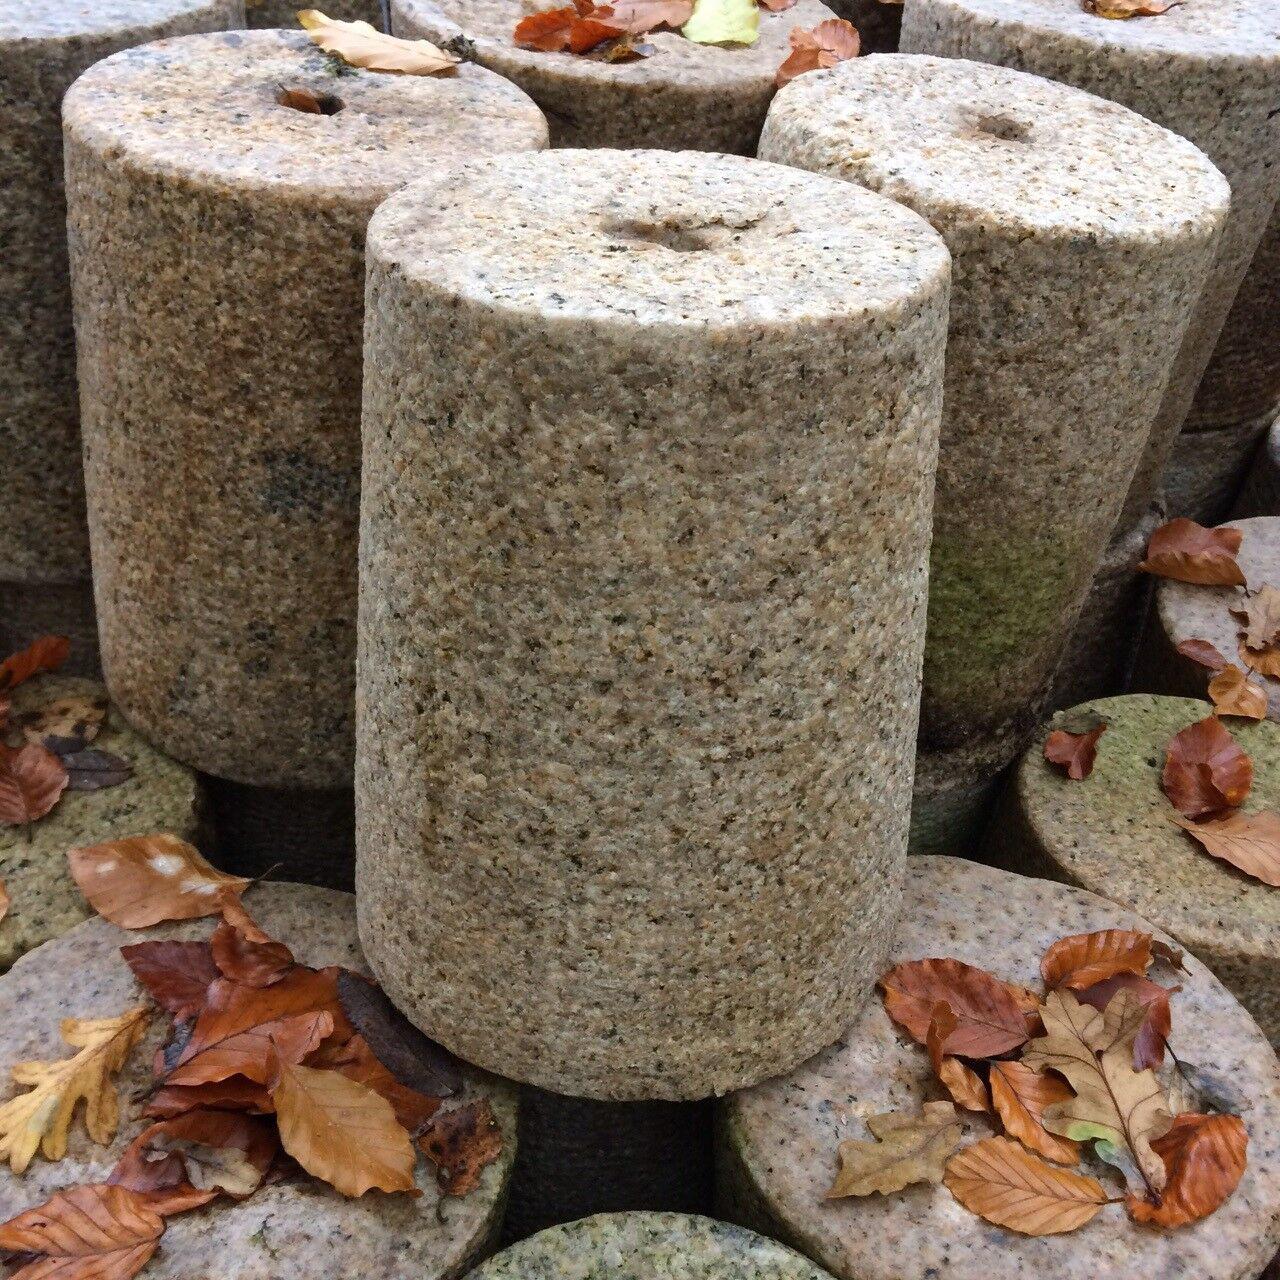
[758, 54, 1228, 852]
[1236, 421, 1280, 519]
[392, 0, 836, 149]
[356, 148, 949, 1224]
[0, 0, 243, 676]
[63, 29, 548, 889]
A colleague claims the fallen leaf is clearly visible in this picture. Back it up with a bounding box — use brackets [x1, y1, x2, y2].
[68, 835, 250, 929]
[1208, 665, 1269, 720]
[120, 940, 220, 1020]
[308, 1034, 442, 1134]
[880, 958, 1031, 1057]
[683, 0, 760, 45]
[513, 3, 623, 52]
[826, 1101, 964, 1197]
[219, 894, 272, 944]
[989, 1061, 1079, 1165]
[1238, 639, 1280, 680]
[419, 1099, 503, 1197]
[144, 1078, 273, 1120]
[1161, 716, 1252, 820]
[926, 1004, 989, 1112]
[0, 1006, 150, 1173]
[1172, 810, 1280, 887]
[944, 1136, 1109, 1234]
[775, 17, 859, 85]
[1127, 1113, 1247, 1227]
[62, 749, 134, 792]
[601, 0, 692, 29]
[0, 880, 8, 925]
[1043, 722, 1106, 780]
[1075, 973, 1176, 1071]
[1082, 0, 1182, 14]
[1231, 585, 1280, 650]
[0, 1184, 163, 1280]
[1041, 929, 1153, 991]
[0, 743, 69, 828]
[298, 10, 460, 72]
[1176, 638, 1228, 671]
[0, 636, 70, 693]
[1138, 519, 1245, 586]
[20, 694, 107, 755]
[210, 920, 295, 988]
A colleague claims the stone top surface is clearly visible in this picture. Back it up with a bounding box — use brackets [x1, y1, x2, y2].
[61, 29, 548, 196]
[764, 54, 1228, 240]
[722, 855, 1280, 1280]
[0, 0, 228, 40]
[0, 881, 516, 1280]
[368, 149, 950, 329]
[470, 1213, 837, 1280]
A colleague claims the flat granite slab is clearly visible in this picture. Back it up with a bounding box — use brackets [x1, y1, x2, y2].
[719, 856, 1280, 1280]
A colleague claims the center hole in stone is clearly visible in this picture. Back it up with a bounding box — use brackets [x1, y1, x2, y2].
[277, 86, 345, 115]
[603, 218, 714, 253]
[970, 112, 1031, 143]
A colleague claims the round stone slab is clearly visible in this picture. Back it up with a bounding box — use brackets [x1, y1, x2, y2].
[0, 675, 202, 971]
[986, 694, 1280, 1043]
[471, 1212, 837, 1280]
[64, 29, 547, 790]
[392, 0, 836, 150]
[720, 855, 1280, 1280]
[0, 881, 517, 1280]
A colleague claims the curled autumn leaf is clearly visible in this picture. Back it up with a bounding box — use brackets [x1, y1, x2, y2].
[1161, 716, 1252, 820]
[1075, 972, 1176, 1071]
[826, 1101, 964, 1198]
[298, 10, 460, 72]
[210, 919, 296, 988]
[775, 17, 858, 86]
[1126, 1113, 1247, 1227]
[0, 635, 70, 693]
[1176, 637, 1228, 671]
[120, 940, 220, 1020]
[1238, 639, 1280, 680]
[0, 743, 69, 828]
[926, 1003, 989, 1113]
[1139, 519, 1245, 586]
[514, 3, 624, 52]
[308, 1034, 443, 1134]
[1043, 721, 1106, 780]
[419, 1098, 504, 1196]
[1172, 810, 1280, 887]
[603, 0, 694, 29]
[145, 1078, 273, 1121]
[1230, 585, 1280, 651]
[1208, 665, 1269, 721]
[1041, 928, 1152, 991]
[988, 1061, 1079, 1165]
[880, 958, 1031, 1057]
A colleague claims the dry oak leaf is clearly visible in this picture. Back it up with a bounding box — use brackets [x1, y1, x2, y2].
[826, 1101, 964, 1198]
[0, 1006, 150, 1174]
[775, 17, 859, 86]
[1082, 0, 1181, 14]
[1208, 664, 1269, 721]
[272, 1060, 417, 1197]
[926, 1004, 989, 1113]
[68, 835, 250, 930]
[1172, 810, 1280, 887]
[880, 958, 1031, 1057]
[0, 635, 70, 694]
[944, 1136, 1110, 1235]
[1126, 1113, 1247, 1228]
[0, 743, 69, 828]
[1161, 716, 1253, 820]
[298, 10, 460, 72]
[1075, 972, 1176, 1071]
[210, 919, 296, 988]
[218, 894, 272, 944]
[419, 1099, 504, 1197]
[1176, 637, 1229, 671]
[988, 1061, 1079, 1165]
[120, 940, 220, 1020]
[1041, 928, 1153, 992]
[1231, 584, 1280, 650]
[21, 694, 108, 756]
[0, 1183, 164, 1280]
[1139, 518, 1245, 586]
[1043, 722, 1106, 780]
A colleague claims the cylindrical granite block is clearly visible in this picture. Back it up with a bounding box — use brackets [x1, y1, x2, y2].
[825, 0, 901, 52]
[985, 696, 1280, 1044]
[357, 148, 951, 1100]
[907, 736, 1011, 857]
[718, 855, 1280, 1280]
[392, 0, 836, 150]
[1235, 418, 1280, 519]
[901, 0, 1280, 532]
[760, 54, 1227, 759]
[0, 581, 100, 679]
[65, 30, 548, 796]
[1165, 411, 1269, 524]
[0, 0, 243, 648]
[0, 881, 517, 1279]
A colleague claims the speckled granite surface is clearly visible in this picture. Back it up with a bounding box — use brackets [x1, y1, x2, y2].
[473, 1213, 837, 1280]
[0, 881, 516, 1279]
[1236, 420, 1280, 519]
[901, 0, 1280, 534]
[1165, 414, 1271, 524]
[0, 580, 101, 678]
[720, 856, 1280, 1280]
[908, 736, 1013, 856]
[0, 0, 241, 597]
[0, 675, 202, 971]
[761, 54, 1226, 758]
[392, 0, 835, 150]
[986, 695, 1280, 1045]
[65, 29, 547, 789]
[357, 148, 949, 1100]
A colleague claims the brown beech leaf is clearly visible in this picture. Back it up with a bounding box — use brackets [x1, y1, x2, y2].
[0, 879, 8, 925]
[989, 1061, 1079, 1165]
[513, 3, 623, 52]
[272, 1061, 417, 1197]
[145, 1078, 273, 1120]
[1208, 665, 1269, 720]
[1238, 639, 1280, 680]
[210, 920, 295, 988]
[944, 1136, 1109, 1235]
[1139, 519, 1245, 586]
[1176, 637, 1229, 671]
[68, 835, 250, 929]
[601, 0, 693, 29]
[0, 1183, 164, 1280]
[1082, 0, 1181, 15]
[1076, 973, 1176, 1071]
[21, 694, 108, 755]
[1172, 810, 1280, 887]
[120, 940, 220, 1020]
[0, 743, 69, 828]
[1041, 929, 1153, 991]
[1126, 1113, 1247, 1227]
[1161, 716, 1253, 820]
[219, 894, 272, 944]
[826, 1101, 964, 1198]
[62, 748, 134, 792]
[1231, 584, 1280, 651]
[880, 958, 1030, 1058]
[926, 1004, 989, 1112]
[1043, 722, 1106, 780]
[0, 635, 70, 693]
[167, 1000, 334, 1088]
[308, 1034, 442, 1135]
[775, 17, 859, 87]
[298, 10, 460, 73]
[419, 1099, 504, 1197]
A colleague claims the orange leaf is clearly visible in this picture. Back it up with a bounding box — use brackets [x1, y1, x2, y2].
[989, 1062, 1079, 1165]
[0, 743, 68, 828]
[1208, 665, 1269, 720]
[120, 940, 220, 1020]
[1175, 637, 1228, 671]
[775, 18, 859, 86]
[1075, 973, 1176, 1071]
[1138, 519, 1245, 586]
[0, 635, 70, 693]
[145, 1078, 273, 1120]
[1043, 723, 1106, 780]
[1041, 929, 1152, 991]
[0, 879, 8, 925]
[1172, 810, 1280, 887]
[1082, 0, 1181, 15]
[926, 1004, 989, 1112]
[67, 835, 250, 929]
[419, 1099, 503, 1197]
[308, 1034, 442, 1134]
[514, 4, 623, 51]
[880, 958, 1031, 1057]
[1161, 716, 1252, 820]
[210, 920, 296, 988]
[219, 895, 272, 944]
[1126, 1113, 1247, 1227]
[1238, 639, 1280, 680]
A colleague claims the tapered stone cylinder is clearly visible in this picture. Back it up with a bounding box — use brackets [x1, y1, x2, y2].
[392, 0, 835, 150]
[357, 149, 950, 1100]
[0, 0, 243, 668]
[901, 0, 1280, 530]
[1236, 419, 1280, 518]
[249, 0, 380, 23]
[761, 55, 1227, 795]
[1166, 411, 1271, 523]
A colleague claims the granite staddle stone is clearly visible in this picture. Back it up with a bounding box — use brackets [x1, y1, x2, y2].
[0, 0, 243, 651]
[0, 881, 517, 1279]
[760, 54, 1227, 764]
[900, 0, 1280, 532]
[64, 29, 548, 799]
[719, 855, 1280, 1280]
[392, 0, 836, 150]
[357, 148, 950, 1101]
[1166, 413, 1271, 525]
[985, 695, 1280, 1045]
[0, 675, 204, 971]
[1235, 419, 1280, 519]
[0, 581, 101, 679]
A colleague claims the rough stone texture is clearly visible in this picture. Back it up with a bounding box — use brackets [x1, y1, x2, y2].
[1166, 413, 1270, 524]
[0, 881, 516, 1279]
[761, 54, 1227, 759]
[1136, 516, 1280, 724]
[64, 29, 548, 790]
[985, 695, 1280, 1046]
[1234, 418, 1280, 519]
[907, 737, 1011, 857]
[249, 0, 381, 24]
[357, 149, 950, 1101]
[392, 0, 836, 150]
[720, 855, 1280, 1280]
[901, 0, 1280, 533]
[824, 0, 900, 52]
[0, 675, 204, 971]
[0, 581, 101, 679]
[473, 1213, 837, 1280]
